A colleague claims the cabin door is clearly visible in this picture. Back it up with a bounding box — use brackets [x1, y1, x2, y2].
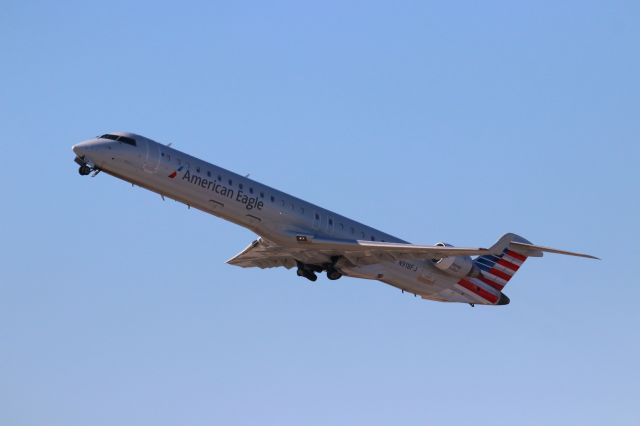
[143, 140, 160, 173]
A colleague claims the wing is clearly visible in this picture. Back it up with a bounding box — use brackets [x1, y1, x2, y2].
[226, 238, 334, 269]
[227, 233, 597, 270]
[226, 235, 493, 270]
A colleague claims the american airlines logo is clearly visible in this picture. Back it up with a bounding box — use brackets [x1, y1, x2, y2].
[175, 169, 264, 211]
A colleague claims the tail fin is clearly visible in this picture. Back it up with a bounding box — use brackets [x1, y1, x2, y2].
[473, 233, 535, 292]
[457, 233, 596, 305]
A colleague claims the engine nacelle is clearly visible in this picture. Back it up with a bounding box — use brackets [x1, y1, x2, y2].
[432, 242, 480, 278]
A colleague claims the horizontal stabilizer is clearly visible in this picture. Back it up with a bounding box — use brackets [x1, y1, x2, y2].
[510, 242, 599, 260]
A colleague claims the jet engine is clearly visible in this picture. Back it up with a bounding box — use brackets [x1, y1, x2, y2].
[432, 242, 480, 278]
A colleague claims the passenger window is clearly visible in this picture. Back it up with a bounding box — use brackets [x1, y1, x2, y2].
[329, 219, 333, 225]
[371, 236, 375, 241]
[260, 192, 264, 198]
[270, 195, 275, 202]
[217, 175, 222, 181]
[239, 183, 243, 190]
[207, 171, 211, 177]
[196, 167, 200, 173]
[315, 213, 320, 220]
[228, 179, 233, 185]
[249, 188, 254, 194]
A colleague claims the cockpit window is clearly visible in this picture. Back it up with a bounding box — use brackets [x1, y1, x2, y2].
[99, 134, 137, 146]
[117, 136, 136, 146]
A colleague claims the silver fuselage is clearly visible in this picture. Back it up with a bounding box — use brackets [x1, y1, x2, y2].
[73, 132, 484, 304]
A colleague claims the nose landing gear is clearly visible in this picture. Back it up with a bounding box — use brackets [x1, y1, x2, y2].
[75, 157, 100, 177]
[78, 164, 91, 176]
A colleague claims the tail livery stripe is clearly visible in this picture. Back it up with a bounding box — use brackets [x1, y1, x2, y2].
[497, 258, 520, 272]
[478, 276, 504, 291]
[491, 262, 516, 276]
[482, 271, 507, 287]
[470, 240, 531, 303]
[475, 258, 496, 269]
[488, 267, 512, 281]
[458, 279, 499, 304]
[505, 249, 527, 262]
[502, 254, 525, 266]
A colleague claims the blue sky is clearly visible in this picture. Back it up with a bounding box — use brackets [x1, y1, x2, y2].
[1, 1, 638, 425]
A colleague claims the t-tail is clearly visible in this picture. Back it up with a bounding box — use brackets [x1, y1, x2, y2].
[457, 233, 597, 306]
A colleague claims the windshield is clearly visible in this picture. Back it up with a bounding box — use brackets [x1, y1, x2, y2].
[99, 134, 137, 146]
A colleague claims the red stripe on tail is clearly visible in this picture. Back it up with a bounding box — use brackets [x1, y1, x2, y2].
[489, 268, 512, 281]
[505, 249, 527, 262]
[458, 279, 499, 304]
[497, 258, 520, 272]
[478, 276, 504, 291]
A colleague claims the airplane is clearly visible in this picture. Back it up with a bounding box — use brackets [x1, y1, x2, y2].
[72, 131, 597, 306]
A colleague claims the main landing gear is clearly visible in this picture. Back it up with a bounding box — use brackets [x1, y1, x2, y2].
[326, 266, 342, 281]
[297, 262, 322, 282]
[296, 260, 343, 282]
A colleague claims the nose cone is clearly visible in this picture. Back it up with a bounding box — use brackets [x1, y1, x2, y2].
[72, 144, 83, 157]
[72, 140, 95, 158]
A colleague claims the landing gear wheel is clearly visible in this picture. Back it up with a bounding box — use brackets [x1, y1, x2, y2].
[297, 265, 318, 282]
[327, 268, 342, 281]
[79, 165, 91, 176]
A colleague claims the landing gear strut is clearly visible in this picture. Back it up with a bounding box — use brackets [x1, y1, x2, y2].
[75, 156, 99, 176]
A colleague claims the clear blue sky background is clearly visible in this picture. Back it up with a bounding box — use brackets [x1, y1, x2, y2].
[1, 1, 638, 425]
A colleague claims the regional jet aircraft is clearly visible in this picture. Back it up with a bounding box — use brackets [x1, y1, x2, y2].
[72, 132, 597, 306]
